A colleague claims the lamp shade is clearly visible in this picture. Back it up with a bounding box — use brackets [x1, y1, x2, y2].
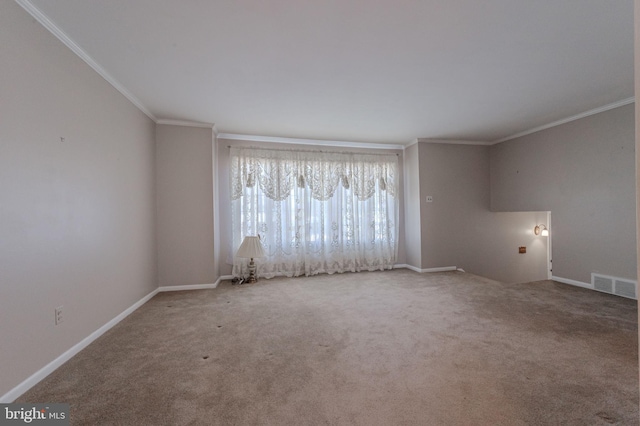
[236, 236, 266, 259]
[534, 224, 549, 237]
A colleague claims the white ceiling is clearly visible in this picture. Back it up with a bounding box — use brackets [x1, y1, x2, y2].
[23, 0, 634, 144]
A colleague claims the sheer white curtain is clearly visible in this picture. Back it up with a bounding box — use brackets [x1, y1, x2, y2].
[230, 147, 398, 278]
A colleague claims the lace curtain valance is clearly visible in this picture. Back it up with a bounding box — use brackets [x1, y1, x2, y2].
[230, 147, 398, 202]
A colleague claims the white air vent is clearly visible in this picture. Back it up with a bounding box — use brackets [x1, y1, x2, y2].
[615, 279, 636, 299]
[593, 275, 613, 293]
[591, 273, 637, 299]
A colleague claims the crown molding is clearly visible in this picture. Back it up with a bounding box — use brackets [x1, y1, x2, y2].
[218, 133, 405, 150]
[417, 138, 493, 146]
[16, 0, 633, 147]
[404, 139, 419, 149]
[156, 119, 214, 128]
[15, 0, 156, 122]
[493, 97, 635, 144]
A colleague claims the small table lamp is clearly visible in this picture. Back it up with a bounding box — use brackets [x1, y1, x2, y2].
[236, 236, 266, 283]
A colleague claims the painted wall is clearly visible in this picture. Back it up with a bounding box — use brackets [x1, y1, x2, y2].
[156, 125, 215, 286]
[403, 143, 422, 268]
[490, 105, 636, 284]
[0, 1, 157, 399]
[216, 138, 406, 276]
[634, 0, 639, 385]
[417, 142, 548, 283]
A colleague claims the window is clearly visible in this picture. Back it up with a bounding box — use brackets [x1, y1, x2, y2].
[230, 147, 398, 278]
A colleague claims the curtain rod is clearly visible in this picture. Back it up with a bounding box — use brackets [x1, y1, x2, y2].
[226, 145, 399, 156]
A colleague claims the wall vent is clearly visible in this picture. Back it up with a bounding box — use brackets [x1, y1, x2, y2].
[593, 275, 613, 293]
[591, 273, 637, 300]
[615, 279, 636, 299]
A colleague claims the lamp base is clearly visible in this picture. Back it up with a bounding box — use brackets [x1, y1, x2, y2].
[246, 258, 258, 284]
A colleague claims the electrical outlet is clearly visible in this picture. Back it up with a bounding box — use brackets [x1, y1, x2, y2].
[426, 196, 433, 203]
[55, 306, 63, 325]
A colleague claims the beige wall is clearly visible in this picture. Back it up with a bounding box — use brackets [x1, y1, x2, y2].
[403, 143, 422, 268]
[156, 125, 215, 286]
[634, 0, 639, 386]
[216, 138, 406, 276]
[417, 142, 548, 283]
[0, 1, 157, 398]
[490, 105, 636, 284]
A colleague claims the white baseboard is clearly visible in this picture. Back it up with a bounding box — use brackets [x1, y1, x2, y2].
[157, 275, 234, 292]
[395, 264, 458, 273]
[551, 275, 593, 290]
[393, 263, 412, 270]
[158, 283, 217, 292]
[217, 275, 234, 284]
[0, 288, 159, 403]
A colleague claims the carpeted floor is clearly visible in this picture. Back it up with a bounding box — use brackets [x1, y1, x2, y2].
[17, 269, 638, 425]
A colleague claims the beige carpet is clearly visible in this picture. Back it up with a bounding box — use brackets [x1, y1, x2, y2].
[17, 269, 638, 425]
